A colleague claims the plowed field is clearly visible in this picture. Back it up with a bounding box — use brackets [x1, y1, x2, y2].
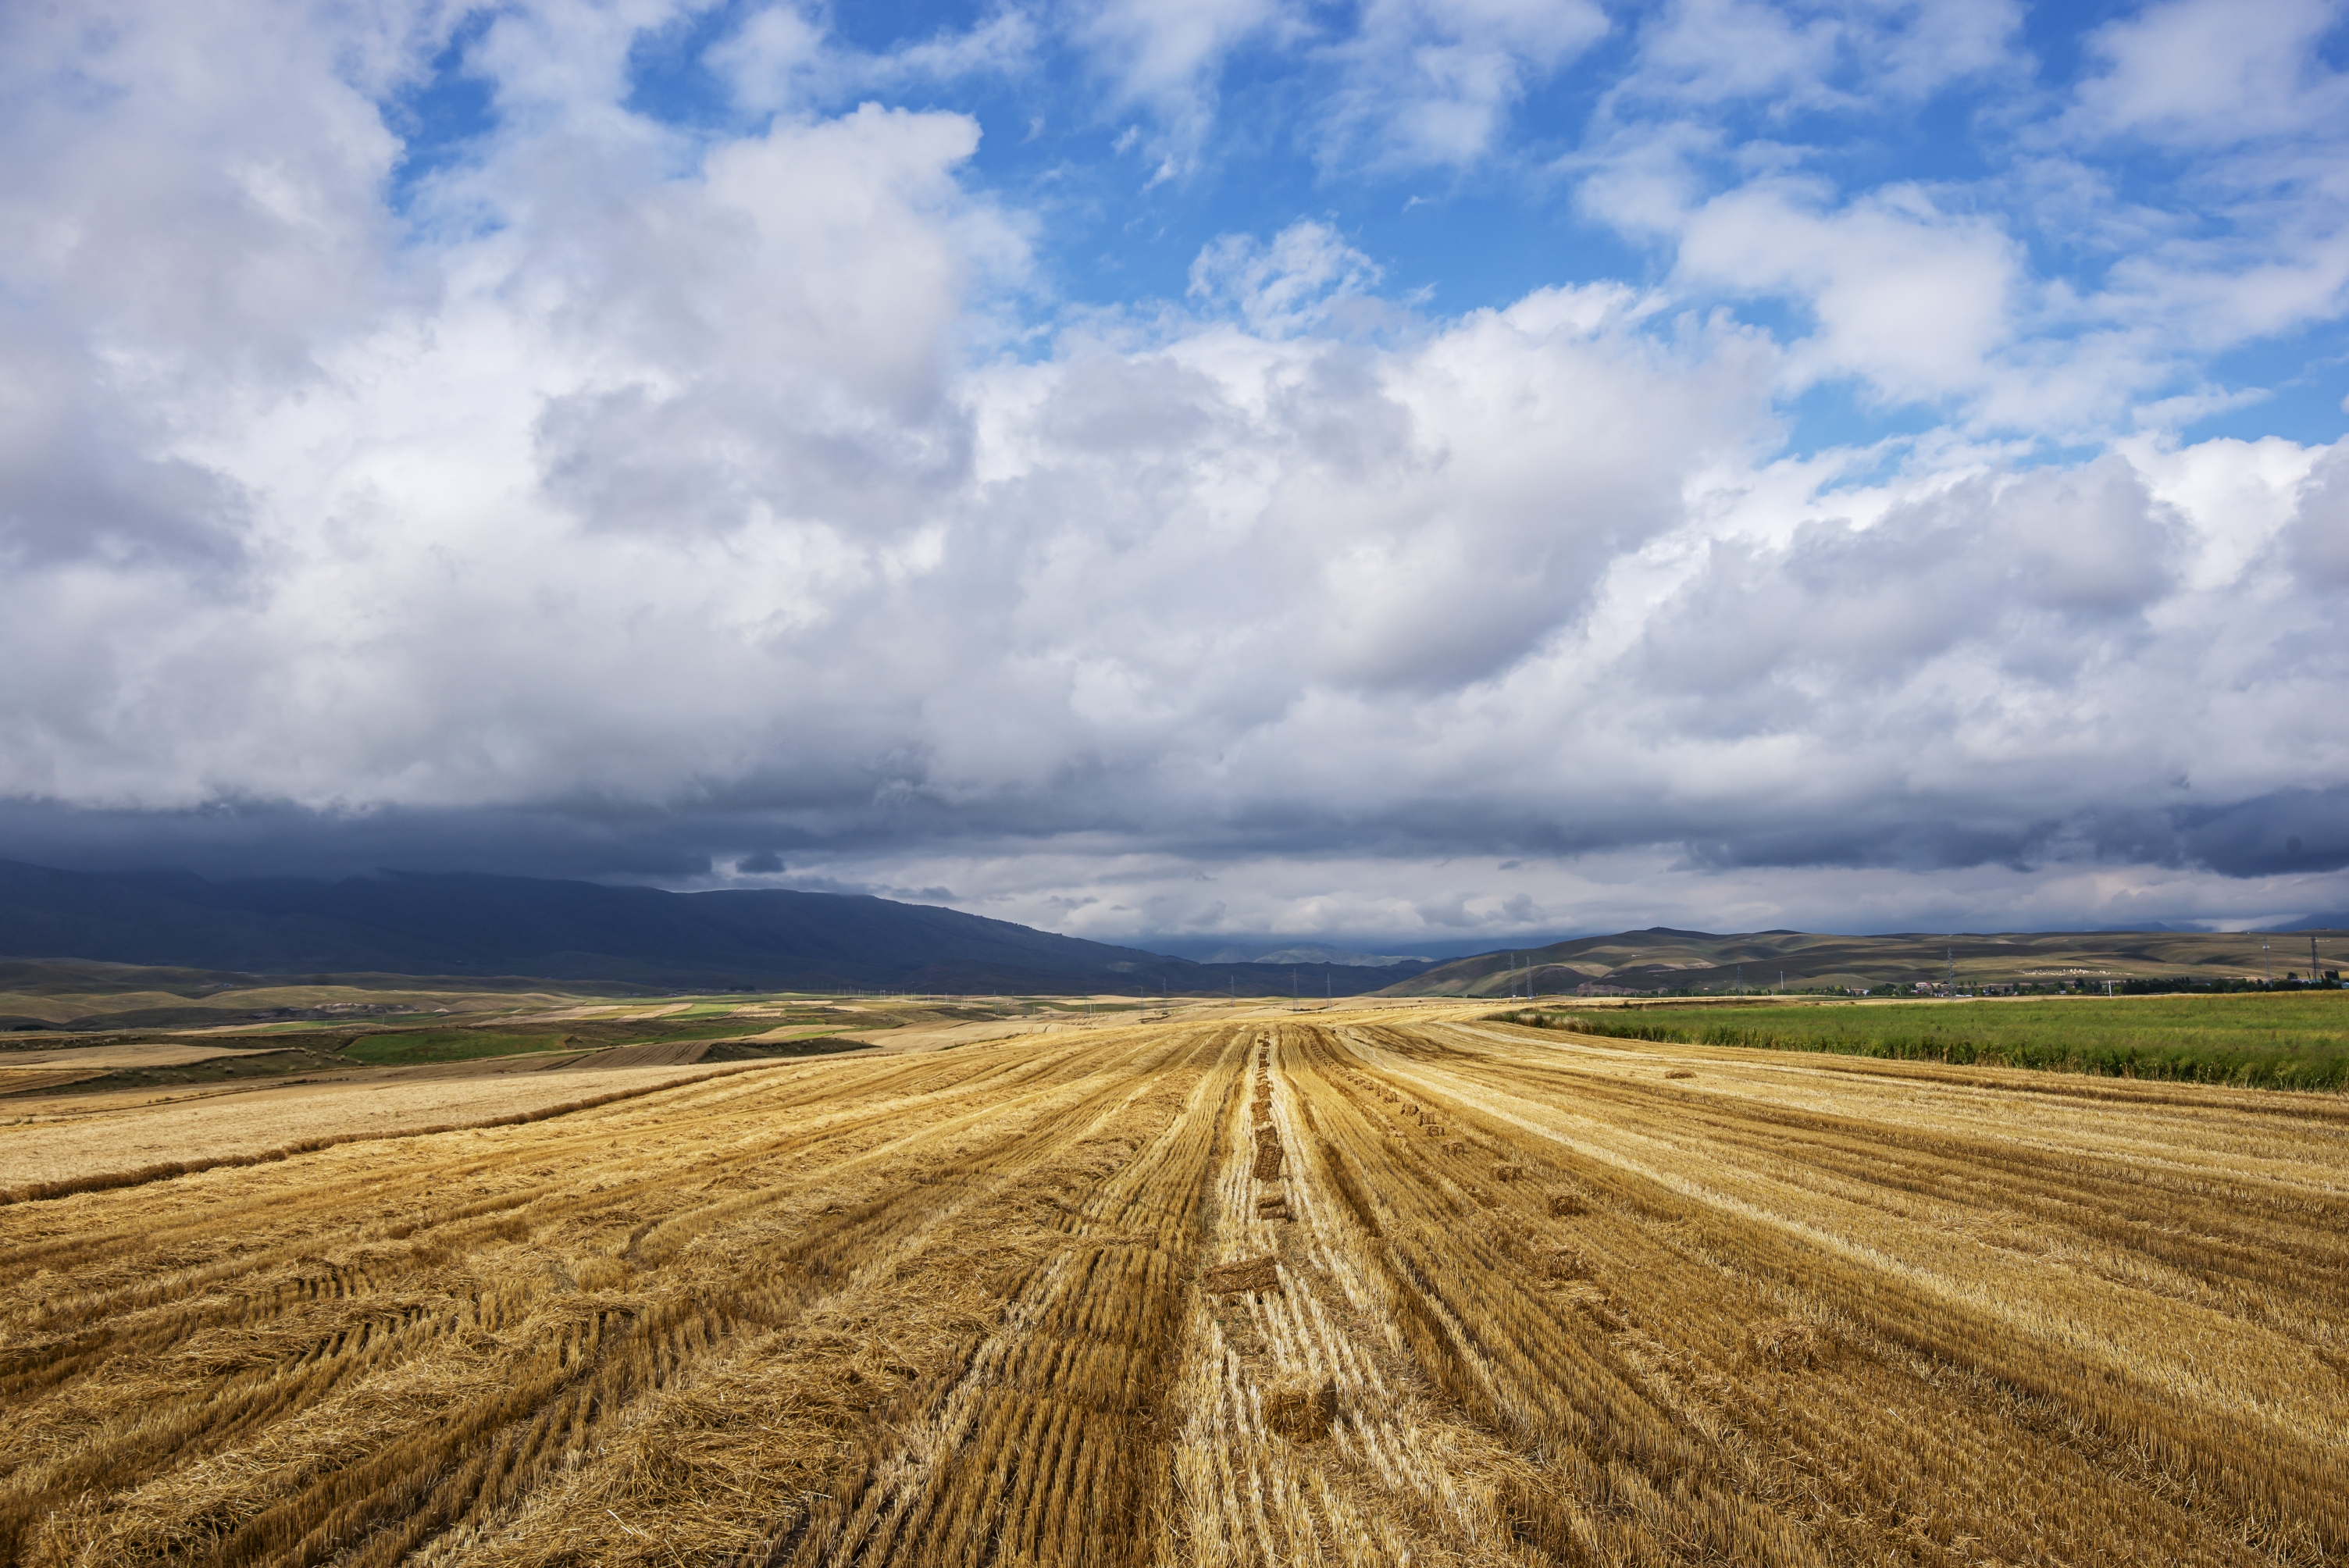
[2, 1007, 2344, 1566]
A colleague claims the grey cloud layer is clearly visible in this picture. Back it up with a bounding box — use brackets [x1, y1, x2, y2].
[2, 0, 2347, 941]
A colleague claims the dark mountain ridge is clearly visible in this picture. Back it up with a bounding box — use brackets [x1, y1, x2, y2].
[0, 861, 1431, 996]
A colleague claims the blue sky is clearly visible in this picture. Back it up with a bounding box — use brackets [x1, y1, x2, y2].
[2, 0, 2347, 946]
[389, 0, 2349, 454]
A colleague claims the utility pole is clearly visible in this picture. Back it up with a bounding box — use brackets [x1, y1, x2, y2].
[1948, 947, 1955, 999]
[2313, 935, 2322, 986]
[2265, 941, 2272, 986]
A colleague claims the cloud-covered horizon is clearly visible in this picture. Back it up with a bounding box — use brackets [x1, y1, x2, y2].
[3, 0, 2347, 946]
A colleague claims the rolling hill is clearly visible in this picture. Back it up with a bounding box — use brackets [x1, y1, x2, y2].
[1388, 925, 2345, 997]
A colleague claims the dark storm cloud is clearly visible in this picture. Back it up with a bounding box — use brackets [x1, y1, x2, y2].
[2176, 789, 2349, 878]
[0, 800, 742, 883]
[1676, 819, 2062, 875]
[4, 774, 2339, 898]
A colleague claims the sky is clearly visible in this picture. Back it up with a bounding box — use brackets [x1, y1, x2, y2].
[2, 0, 2347, 951]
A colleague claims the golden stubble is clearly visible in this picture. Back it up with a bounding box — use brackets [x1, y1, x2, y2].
[1, 1005, 2343, 1566]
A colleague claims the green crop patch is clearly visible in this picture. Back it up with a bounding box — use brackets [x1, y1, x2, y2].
[1508, 992, 2349, 1089]
[342, 1029, 576, 1065]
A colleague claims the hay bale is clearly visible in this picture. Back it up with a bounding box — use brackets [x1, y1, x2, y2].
[1255, 1195, 1291, 1221]
[1546, 1189, 1588, 1218]
[1264, 1375, 1338, 1441]
[1750, 1316, 1826, 1369]
[1421, 1122, 1445, 1137]
[1204, 1254, 1280, 1295]
[1663, 1068, 1695, 1080]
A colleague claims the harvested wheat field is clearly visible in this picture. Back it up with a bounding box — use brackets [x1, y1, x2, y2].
[2, 1004, 2344, 1566]
[0, 1062, 786, 1195]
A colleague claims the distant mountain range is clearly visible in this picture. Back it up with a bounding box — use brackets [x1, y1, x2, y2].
[5, 860, 2336, 1003]
[1392, 925, 2347, 997]
[0, 861, 1432, 996]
